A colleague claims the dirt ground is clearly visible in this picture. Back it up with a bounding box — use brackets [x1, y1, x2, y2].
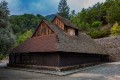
[0, 61, 120, 80]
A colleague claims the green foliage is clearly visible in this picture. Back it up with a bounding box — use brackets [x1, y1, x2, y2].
[0, 0, 9, 20]
[0, 54, 4, 60]
[0, 28, 16, 54]
[0, 0, 9, 28]
[79, 22, 91, 31]
[71, 10, 75, 16]
[74, 2, 106, 25]
[70, 10, 75, 21]
[87, 29, 108, 39]
[10, 14, 45, 35]
[70, 2, 106, 31]
[17, 30, 33, 45]
[58, 0, 70, 19]
[110, 22, 120, 36]
[71, 0, 120, 27]
[70, 0, 120, 38]
[106, 0, 120, 23]
[91, 21, 102, 28]
[0, 1, 15, 55]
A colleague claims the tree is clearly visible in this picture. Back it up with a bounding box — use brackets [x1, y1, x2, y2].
[70, 0, 120, 27]
[58, 0, 70, 19]
[0, 1, 15, 55]
[0, 28, 15, 54]
[10, 14, 45, 35]
[70, 10, 75, 21]
[106, 1, 120, 23]
[87, 29, 108, 39]
[70, 0, 120, 38]
[110, 22, 120, 36]
[91, 21, 102, 28]
[17, 30, 33, 45]
[0, 0, 9, 28]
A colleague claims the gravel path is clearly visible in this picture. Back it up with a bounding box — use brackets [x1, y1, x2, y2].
[0, 62, 120, 80]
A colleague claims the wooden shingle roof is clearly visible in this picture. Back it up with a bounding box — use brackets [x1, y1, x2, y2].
[12, 34, 58, 53]
[12, 20, 107, 55]
[52, 15, 79, 29]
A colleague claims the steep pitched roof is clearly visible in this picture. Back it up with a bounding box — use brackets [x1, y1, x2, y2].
[12, 20, 107, 55]
[52, 15, 78, 29]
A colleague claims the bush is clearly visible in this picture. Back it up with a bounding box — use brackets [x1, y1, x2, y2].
[87, 29, 108, 39]
[79, 22, 90, 31]
[17, 30, 33, 45]
[0, 1, 16, 55]
[91, 21, 102, 28]
[110, 22, 120, 36]
[0, 54, 4, 60]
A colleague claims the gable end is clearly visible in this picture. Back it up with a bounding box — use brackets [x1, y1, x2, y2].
[52, 16, 65, 30]
[32, 21, 54, 37]
[52, 15, 79, 36]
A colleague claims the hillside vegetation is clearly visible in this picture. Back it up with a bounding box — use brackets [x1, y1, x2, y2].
[10, 14, 46, 45]
[71, 0, 120, 38]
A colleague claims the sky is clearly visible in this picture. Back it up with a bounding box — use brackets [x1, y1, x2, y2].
[1, 0, 106, 16]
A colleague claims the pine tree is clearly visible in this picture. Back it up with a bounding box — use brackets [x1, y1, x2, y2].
[58, 0, 70, 19]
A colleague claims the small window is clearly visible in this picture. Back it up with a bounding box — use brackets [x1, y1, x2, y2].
[67, 28, 75, 36]
[66, 27, 78, 36]
[64, 26, 67, 32]
[75, 29, 78, 36]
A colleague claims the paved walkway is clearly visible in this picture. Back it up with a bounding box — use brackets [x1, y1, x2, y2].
[0, 62, 120, 80]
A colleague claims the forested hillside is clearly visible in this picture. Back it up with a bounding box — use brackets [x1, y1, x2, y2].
[71, 0, 120, 38]
[10, 14, 46, 45]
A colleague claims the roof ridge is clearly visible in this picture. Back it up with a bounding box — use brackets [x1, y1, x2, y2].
[43, 20, 81, 39]
[43, 20, 66, 35]
[53, 15, 78, 29]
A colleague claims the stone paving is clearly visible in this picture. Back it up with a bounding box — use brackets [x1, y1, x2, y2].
[0, 62, 120, 80]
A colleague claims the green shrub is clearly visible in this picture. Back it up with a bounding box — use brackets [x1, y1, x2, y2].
[0, 54, 4, 60]
[79, 22, 90, 31]
[91, 21, 102, 28]
[87, 29, 108, 39]
[17, 30, 33, 45]
[110, 22, 120, 36]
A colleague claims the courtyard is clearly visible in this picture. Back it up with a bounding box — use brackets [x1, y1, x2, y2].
[0, 61, 120, 80]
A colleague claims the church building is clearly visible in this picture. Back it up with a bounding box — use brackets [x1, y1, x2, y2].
[8, 15, 109, 71]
